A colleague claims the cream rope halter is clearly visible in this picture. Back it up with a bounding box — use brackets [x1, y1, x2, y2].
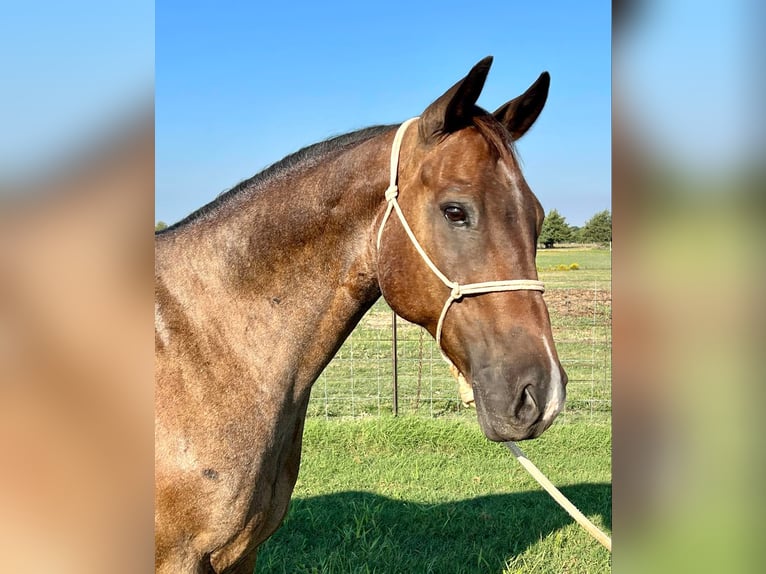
[377, 120, 612, 552]
[377, 117, 545, 364]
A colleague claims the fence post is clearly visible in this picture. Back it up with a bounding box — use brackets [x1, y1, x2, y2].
[391, 309, 398, 416]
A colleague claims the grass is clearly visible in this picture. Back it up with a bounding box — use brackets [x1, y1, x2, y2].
[536, 246, 611, 289]
[257, 417, 611, 573]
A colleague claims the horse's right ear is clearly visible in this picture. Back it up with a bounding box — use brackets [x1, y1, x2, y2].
[418, 56, 493, 144]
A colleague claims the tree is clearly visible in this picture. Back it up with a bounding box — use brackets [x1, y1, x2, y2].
[155, 221, 168, 232]
[569, 225, 582, 243]
[579, 210, 611, 245]
[538, 209, 572, 248]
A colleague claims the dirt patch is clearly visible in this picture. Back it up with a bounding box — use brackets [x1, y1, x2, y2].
[361, 311, 397, 330]
[545, 289, 612, 319]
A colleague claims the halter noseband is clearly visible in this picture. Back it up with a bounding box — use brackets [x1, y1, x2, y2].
[376, 117, 545, 364]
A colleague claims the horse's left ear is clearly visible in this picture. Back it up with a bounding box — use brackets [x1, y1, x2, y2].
[419, 56, 493, 143]
[493, 72, 550, 140]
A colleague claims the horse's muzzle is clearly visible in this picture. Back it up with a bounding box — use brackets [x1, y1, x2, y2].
[470, 364, 567, 442]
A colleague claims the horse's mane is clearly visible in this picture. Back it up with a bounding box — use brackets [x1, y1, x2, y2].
[157, 124, 394, 234]
[156, 115, 515, 235]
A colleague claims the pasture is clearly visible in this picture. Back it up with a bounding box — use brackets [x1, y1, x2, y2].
[258, 418, 611, 573]
[259, 247, 612, 573]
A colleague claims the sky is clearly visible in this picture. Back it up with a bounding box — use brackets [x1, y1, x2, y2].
[155, 1, 612, 227]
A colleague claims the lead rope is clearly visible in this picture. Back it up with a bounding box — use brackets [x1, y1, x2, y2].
[378, 118, 612, 553]
[505, 441, 613, 551]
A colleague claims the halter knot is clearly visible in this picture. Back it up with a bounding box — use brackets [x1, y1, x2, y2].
[384, 185, 399, 202]
[449, 283, 463, 301]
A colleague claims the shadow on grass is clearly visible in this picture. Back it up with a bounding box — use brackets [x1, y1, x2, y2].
[257, 483, 611, 573]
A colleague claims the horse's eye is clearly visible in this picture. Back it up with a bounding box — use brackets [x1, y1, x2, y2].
[443, 205, 468, 225]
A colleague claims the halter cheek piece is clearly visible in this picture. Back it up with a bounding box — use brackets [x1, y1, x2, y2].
[376, 117, 545, 364]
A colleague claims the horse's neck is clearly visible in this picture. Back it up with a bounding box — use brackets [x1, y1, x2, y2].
[156, 133, 391, 394]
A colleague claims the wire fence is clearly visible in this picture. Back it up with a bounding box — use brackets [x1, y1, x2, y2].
[307, 274, 611, 423]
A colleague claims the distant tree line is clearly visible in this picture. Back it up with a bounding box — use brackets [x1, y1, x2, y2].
[539, 209, 611, 248]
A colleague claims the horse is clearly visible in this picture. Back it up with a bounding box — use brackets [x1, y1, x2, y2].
[155, 56, 567, 573]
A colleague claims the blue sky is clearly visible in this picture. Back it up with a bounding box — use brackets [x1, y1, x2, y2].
[156, 1, 611, 227]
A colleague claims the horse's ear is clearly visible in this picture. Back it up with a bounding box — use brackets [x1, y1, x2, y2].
[418, 56, 493, 143]
[493, 72, 550, 141]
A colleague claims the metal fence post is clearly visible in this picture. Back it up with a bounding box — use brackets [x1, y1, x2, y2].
[392, 309, 398, 416]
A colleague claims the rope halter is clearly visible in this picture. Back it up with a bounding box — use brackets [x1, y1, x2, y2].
[376, 117, 545, 364]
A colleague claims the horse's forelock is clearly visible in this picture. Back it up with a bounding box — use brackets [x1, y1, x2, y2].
[471, 114, 518, 164]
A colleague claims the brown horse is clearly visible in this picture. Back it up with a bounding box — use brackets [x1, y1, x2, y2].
[155, 57, 567, 573]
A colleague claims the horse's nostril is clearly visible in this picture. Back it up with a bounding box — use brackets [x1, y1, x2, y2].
[515, 385, 540, 425]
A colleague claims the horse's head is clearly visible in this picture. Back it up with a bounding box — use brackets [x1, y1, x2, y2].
[377, 57, 567, 442]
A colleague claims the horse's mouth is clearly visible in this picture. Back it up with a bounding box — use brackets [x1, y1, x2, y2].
[471, 380, 564, 442]
[475, 408, 543, 442]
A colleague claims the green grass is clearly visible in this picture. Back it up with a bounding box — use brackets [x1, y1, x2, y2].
[536, 246, 611, 289]
[258, 417, 611, 573]
[536, 246, 611, 270]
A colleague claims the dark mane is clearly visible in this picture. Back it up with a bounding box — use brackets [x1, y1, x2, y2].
[157, 124, 394, 234]
[420, 109, 517, 161]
